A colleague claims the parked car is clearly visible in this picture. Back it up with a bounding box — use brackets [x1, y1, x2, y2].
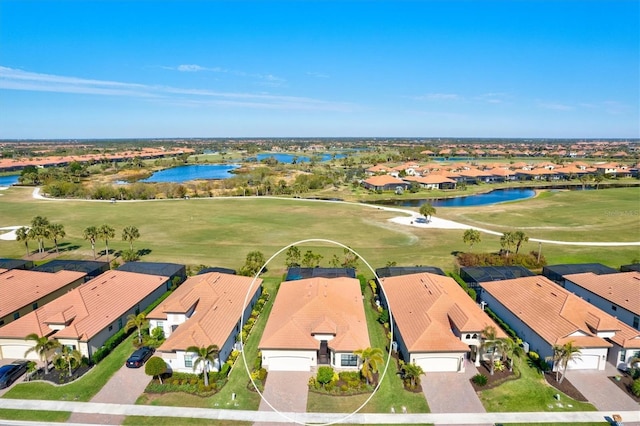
[0, 360, 29, 389]
[125, 346, 154, 368]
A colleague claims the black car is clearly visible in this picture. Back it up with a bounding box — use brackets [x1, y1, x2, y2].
[125, 346, 154, 368]
[0, 360, 29, 389]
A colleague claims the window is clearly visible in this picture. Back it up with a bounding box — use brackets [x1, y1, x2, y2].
[465, 334, 471, 339]
[611, 305, 617, 311]
[184, 354, 193, 368]
[13, 312, 20, 320]
[32, 302, 38, 310]
[118, 318, 123, 329]
[619, 350, 626, 362]
[108, 325, 113, 331]
[65, 344, 76, 351]
[341, 354, 358, 367]
[0, 320, 4, 326]
[135, 305, 140, 315]
[157, 321, 164, 330]
[633, 316, 639, 330]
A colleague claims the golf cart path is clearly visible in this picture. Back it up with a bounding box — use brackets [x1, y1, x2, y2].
[27, 188, 640, 247]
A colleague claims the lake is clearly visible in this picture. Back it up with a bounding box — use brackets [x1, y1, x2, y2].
[376, 188, 537, 208]
[251, 153, 346, 163]
[0, 175, 19, 186]
[141, 164, 240, 183]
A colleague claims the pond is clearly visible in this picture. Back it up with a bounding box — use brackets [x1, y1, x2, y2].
[140, 164, 240, 183]
[251, 153, 346, 163]
[376, 188, 537, 208]
[0, 175, 19, 186]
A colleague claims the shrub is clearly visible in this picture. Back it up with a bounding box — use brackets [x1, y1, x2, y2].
[472, 374, 488, 386]
[632, 379, 640, 397]
[494, 360, 505, 372]
[121, 248, 140, 262]
[528, 351, 540, 361]
[317, 366, 334, 387]
[340, 384, 349, 392]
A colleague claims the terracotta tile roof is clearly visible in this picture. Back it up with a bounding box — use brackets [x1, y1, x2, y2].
[564, 272, 640, 315]
[0, 270, 86, 318]
[259, 278, 370, 352]
[363, 175, 406, 186]
[481, 276, 640, 349]
[381, 273, 505, 353]
[403, 175, 456, 185]
[0, 271, 168, 341]
[150, 272, 262, 352]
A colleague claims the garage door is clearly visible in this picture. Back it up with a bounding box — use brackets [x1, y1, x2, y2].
[414, 356, 460, 372]
[1, 344, 38, 360]
[267, 356, 311, 372]
[568, 354, 599, 370]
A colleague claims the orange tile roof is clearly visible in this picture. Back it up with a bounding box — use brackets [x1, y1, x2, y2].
[481, 276, 640, 349]
[381, 273, 505, 353]
[403, 175, 457, 185]
[0, 270, 86, 318]
[564, 272, 640, 316]
[149, 272, 262, 351]
[363, 175, 405, 186]
[0, 271, 168, 341]
[259, 278, 370, 352]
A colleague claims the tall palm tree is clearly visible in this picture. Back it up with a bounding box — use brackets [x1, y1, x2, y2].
[83, 226, 98, 260]
[480, 325, 506, 375]
[125, 313, 148, 346]
[30, 216, 50, 254]
[16, 226, 31, 257]
[121, 225, 140, 251]
[53, 346, 83, 377]
[24, 333, 60, 374]
[98, 224, 116, 262]
[186, 344, 219, 387]
[462, 229, 481, 251]
[419, 203, 436, 222]
[500, 232, 516, 257]
[513, 231, 529, 254]
[557, 341, 582, 383]
[502, 338, 524, 372]
[401, 362, 425, 389]
[47, 223, 65, 254]
[353, 347, 384, 385]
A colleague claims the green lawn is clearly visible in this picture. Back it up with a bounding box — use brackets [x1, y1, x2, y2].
[0, 409, 69, 422]
[478, 360, 597, 413]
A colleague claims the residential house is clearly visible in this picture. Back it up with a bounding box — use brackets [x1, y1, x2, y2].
[379, 272, 506, 373]
[0, 270, 170, 360]
[402, 174, 457, 190]
[361, 175, 409, 192]
[148, 272, 262, 374]
[0, 269, 86, 327]
[481, 276, 640, 371]
[259, 277, 370, 372]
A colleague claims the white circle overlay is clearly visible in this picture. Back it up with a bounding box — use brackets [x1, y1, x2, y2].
[240, 238, 394, 426]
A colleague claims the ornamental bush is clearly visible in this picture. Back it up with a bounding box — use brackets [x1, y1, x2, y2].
[472, 374, 488, 386]
[632, 378, 640, 397]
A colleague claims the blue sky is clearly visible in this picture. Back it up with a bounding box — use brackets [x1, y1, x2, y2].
[0, 0, 638, 139]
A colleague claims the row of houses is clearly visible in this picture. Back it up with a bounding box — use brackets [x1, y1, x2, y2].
[1, 257, 638, 377]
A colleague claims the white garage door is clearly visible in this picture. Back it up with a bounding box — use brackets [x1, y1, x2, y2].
[568, 354, 599, 370]
[415, 356, 459, 372]
[267, 356, 312, 372]
[1, 344, 37, 360]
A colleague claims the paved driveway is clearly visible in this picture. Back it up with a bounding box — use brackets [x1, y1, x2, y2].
[568, 364, 639, 412]
[256, 371, 311, 426]
[0, 358, 30, 398]
[68, 360, 151, 425]
[422, 363, 491, 426]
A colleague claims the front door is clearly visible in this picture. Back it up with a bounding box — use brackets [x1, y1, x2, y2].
[318, 340, 329, 364]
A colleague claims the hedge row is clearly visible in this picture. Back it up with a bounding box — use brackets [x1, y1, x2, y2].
[91, 289, 173, 364]
[447, 272, 477, 301]
[484, 307, 520, 342]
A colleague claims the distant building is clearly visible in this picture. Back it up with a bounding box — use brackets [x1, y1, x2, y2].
[542, 263, 617, 284]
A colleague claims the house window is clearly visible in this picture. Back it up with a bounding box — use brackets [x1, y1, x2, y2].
[108, 325, 113, 332]
[633, 316, 639, 330]
[135, 304, 140, 315]
[184, 354, 193, 368]
[65, 344, 76, 351]
[472, 333, 478, 339]
[0, 320, 4, 326]
[32, 303, 38, 310]
[157, 321, 164, 330]
[465, 334, 471, 339]
[118, 318, 123, 329]
[619, 350, 626, 362]
[611, 305, 617, 311]
[341, 354, 358, 367]
[13, 312, 20, 320]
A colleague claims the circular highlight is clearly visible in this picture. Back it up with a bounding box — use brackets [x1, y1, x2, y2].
[240, 238, 394, 426]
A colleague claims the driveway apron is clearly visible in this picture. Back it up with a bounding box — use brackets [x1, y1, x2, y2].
[568, 364, 639, 412]
[68, 362, 150, 425]
[422, 363, 491, 426]
[256, 371, 311, 426]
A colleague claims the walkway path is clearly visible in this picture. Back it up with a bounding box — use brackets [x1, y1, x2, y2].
[0, 398, 638, 424]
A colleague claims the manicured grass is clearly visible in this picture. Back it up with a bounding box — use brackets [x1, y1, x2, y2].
[501, 423, 607, 426]
[307, 287, 430, 414]
[0, 409, 69, 422]
[3, 333, 137, 401]
[478, 360, 597, 412]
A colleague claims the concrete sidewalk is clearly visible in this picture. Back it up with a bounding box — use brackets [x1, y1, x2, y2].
[0, 398, 639, 425]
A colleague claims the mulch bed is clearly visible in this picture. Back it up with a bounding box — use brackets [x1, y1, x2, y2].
[28, 365, 92, 385]
[608, 372, 640, 403]
[543, 372, 588, 402]
[470, 362, 518, 392]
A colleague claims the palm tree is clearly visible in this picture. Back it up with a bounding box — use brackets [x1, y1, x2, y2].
[83, 226, 99, 260]
[513, 231, 529, 254]
[401, 362, 425, 389]
[500, 232, 516, 257]
[24, 333, 60, 374]
[125, 313, 148, 346]
[186, 344, 219, 387]
[47, 223, 65, 254]
[353, 347, 384, 385]
[122, 226, 140, 251]
[502, 338, 524, 372]
[480, 325, 506, 375]
[30, 216, 50, 254]
[16, 226, 31, 257]
[98, 224, 116, 262]
[53, 346, 82, 377]
[555, 341, 582, 384]
[419, 203, 436, 222]
[462, 229, 481, 251]
[593, 173, 604, 189]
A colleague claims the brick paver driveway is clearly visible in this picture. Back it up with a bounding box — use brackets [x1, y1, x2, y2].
[568, 364, 639, 412]
[256, 371, 311, 426]
[68, 360, 151, 425]
[422, 363, 491, 426]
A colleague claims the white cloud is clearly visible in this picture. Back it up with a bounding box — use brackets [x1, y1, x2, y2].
[177, 64, 205, 72]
